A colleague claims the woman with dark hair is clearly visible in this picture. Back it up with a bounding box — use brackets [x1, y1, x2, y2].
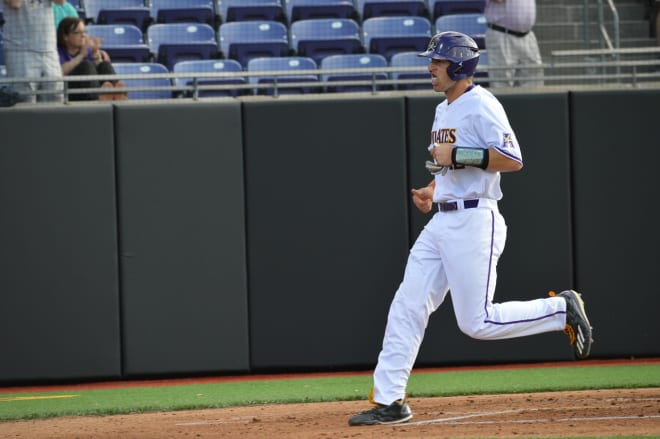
[56, 17, 126, 101]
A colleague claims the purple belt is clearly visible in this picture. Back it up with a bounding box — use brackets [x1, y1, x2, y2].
[438, 199, 480, 212]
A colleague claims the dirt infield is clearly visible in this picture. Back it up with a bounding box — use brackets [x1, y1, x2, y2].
[3, 387, 659, 438]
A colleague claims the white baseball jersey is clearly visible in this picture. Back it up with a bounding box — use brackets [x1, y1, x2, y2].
[428, 85, 523, 202]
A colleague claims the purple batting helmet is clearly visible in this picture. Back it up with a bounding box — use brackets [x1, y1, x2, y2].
[418, 31, 480, 80]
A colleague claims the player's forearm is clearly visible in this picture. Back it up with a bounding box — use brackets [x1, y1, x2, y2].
[51, 0, 66, 5]
[485, 148, 523, 172]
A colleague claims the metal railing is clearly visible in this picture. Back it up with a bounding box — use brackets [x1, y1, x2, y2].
[582, 0, 621, 77]
[2, 57, 660, 104]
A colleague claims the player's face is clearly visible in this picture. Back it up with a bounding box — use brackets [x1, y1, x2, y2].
[428, 59, 455, 93]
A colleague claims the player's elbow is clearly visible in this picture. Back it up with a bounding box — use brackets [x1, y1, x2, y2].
[498, 159, 523, 173]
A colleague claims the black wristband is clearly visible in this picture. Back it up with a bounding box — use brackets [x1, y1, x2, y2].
[451, 147, 489, 169]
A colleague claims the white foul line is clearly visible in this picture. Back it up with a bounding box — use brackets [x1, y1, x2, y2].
[399, 412, 660, 427]
[401, 410, 520, 426]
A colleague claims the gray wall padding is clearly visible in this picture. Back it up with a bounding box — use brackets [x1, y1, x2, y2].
[570, 89, 660, 358]
[114, 103, 250, 376]
[1, 89, 659, 383]
[0, 107, 121, 382]
[242, 98, 410, 370]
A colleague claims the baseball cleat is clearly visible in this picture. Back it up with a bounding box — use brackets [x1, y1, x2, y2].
[348, 399, 413, 426]
[554, 290, 593, 360]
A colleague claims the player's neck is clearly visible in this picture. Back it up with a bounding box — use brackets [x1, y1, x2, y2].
[445, 80, 474, 104]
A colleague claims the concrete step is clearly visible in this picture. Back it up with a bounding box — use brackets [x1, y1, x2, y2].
[538, 37, 658, 58]
[534, 19, 652, 42]
[537, 3, 649, 23]
[537, 0, 646, 7]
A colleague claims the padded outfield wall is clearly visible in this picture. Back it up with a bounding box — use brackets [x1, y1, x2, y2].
[0, 90, 658, 383]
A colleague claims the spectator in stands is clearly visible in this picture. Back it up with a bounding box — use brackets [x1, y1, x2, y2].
[484, 0, 543, 87]
[2, 0, 64, 103]
[57, 17, 127, 101]
[53, 0, 77, 29]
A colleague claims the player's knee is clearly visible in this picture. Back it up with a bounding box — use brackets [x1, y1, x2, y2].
[457, 319, 493, 339]
[457, 321, 481, 339]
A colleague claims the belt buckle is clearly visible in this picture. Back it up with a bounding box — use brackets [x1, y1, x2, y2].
[439, 201, 458, 212]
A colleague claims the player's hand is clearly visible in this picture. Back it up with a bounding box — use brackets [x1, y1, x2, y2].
[430, 142, 453, 167]
[411, 186, 434, 214]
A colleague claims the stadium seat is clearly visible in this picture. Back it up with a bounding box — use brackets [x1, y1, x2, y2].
[217, 0, 286, 24]
[173, 59, 247, 97]
[86, 24, 151, 63]
[85, 0, 151, 32]
[474, 49, 489, 86]
[356, 0, 429, 20]
[218, 20, 290, 67]
[362, 16, 432, 61]
[147, 23, 220, 71]
[319, 53, 389, 93]
[389, 51, 430, 90]
[435, 13, 487, 49]
[149, 0, 215, 26]
[0, 30, 4, 68]
[247, 56, 320, 95]
[284, 0, 358, 23]
[113, 62, 173, 99]
[68, 0, 86, 20]
[289, 18, 364, 65]
[429, 0, 486, 21]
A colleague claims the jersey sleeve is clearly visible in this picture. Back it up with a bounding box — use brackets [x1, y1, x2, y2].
[478, 98, 523, 164]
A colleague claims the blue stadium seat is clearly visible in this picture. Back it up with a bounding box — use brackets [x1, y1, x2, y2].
[247, 56, 320, 95]
[218, 20, 290, 67]
[362, 16, 431, 61]
[289, 18, 364, 65]
[68, 0, 86, 20]
[389, 51, 429, 90]
[86, 24, 151, 63]
[0, 30, 4, 68]
[147, 23, 220, 71]
[475, 49, 488, 86]
[435, 13, 487, 49]
[284, 0, 358, 23]
[113, 62, 173, 99]
[429, 0, 486, 20]
[85, 0, 151, 32]
[217, 0, 286, 23]
[173, 59, 247, 97]
[320, 53, 389, 93]
[149, 0, 215, 26]
[356, 0, 429, 20]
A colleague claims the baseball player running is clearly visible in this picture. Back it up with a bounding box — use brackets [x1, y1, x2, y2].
[348, 31, 593, 427]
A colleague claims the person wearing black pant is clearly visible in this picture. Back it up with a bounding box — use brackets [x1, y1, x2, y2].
[56, 17, 126, 101]
[484, 0, 543, 88]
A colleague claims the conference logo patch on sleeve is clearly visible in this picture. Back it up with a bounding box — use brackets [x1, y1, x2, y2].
[502, 133, 514, 149]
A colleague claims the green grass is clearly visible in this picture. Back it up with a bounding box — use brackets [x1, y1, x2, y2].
[0, 364, 658, 422]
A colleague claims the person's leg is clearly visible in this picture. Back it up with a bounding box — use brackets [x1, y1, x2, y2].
[372, 219, 450, 405]
[39, 50, 64, 103]
[443, 207, 566, 341]
[516, 32, 544, 87]
[68, 60, 101, 101]
[4, 50, 38, 103]
[96, 61, 127, 100]
[484, 29, 516, 88]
